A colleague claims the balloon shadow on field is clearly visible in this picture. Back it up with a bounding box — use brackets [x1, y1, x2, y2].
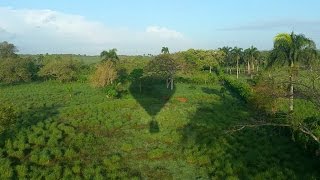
[129, 77, 175, 133]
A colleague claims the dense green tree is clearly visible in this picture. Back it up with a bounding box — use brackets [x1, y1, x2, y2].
[197, 50, 225, 73]
[0, 41, 18, 59]
[0, 58, 36, 84]
[100, 48, 119, 63]
[39, 57, 81, 82]
[145, 54, 177, 90]
[271, 32, 317, 112]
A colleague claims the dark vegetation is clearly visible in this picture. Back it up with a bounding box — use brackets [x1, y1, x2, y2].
[0, 32, 320, 179]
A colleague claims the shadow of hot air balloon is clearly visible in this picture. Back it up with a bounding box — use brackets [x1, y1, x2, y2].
[129, 75, 175, 133]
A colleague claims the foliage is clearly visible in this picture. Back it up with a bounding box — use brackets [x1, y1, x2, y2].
[145, 54, 177, 79]
[161, 47, 170, 54]
[0, 104, 16, 133]
[39, 57, 81, 82]
[0, 58, 36, 84]
[0, 41, 18, 59]
[129, 68, 144, 81]
[195, 50, 225, 72]
[271, 32, 317, 67]
[90, 61, 118, 88]
[220, 75, 253, 103]
[243, 46, 260, 76]
[103, 84, 119, 98]
[100, 48, 119, 62]
[250, 73, 286, 114]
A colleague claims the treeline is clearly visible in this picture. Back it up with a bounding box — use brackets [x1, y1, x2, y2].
[0, 41, 269, 86]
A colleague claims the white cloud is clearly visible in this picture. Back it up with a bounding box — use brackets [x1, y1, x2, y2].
[146, 26, 184, 39]
[0, 7, 191, 55]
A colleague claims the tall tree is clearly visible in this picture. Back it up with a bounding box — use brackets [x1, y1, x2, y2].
[0, 41, 18, 59]
[198, 50, 225, 73]
[231, 47, 243, 79]
[244, 46, 260, 78]
[271, 32, 317, 112]
[100, 48, 119, 63]
[145, 54, 177, 90]
[161, 47, 170, 54]
[219, 46, 233, 74]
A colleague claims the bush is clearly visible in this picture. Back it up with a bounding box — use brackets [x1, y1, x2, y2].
[103, 85, 119, 98]
[220, 75, 253, 102]
[0, 58, 36, 84]
[39, 58, 81, 82]
[90, 61, 118, 88]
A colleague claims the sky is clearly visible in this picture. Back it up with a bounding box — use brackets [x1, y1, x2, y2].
[0, 0, 320, 55]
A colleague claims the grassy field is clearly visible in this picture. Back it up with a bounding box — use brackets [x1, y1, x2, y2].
[0, 81, 319, 179]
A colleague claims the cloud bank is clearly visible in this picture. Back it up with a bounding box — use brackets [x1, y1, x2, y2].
[0, 7, 191, 55]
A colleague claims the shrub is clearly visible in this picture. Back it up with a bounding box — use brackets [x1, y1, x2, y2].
[90, 61, 118, 88]
[220, 75, 253, 102]
[39, 58, 81, 82]
[103, 85, 119, 98]
[0, 58, 36, 84]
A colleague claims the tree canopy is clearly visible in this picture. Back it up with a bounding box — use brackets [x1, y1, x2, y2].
[100, 48, 119, 63]
[145, 54, 177, 79]
[39, 57, 81, 82]
[0, 58, 36, 84]
[0, 41, 18, 59]
[161, 47, 170, 54]
[271, 32, 317, 67]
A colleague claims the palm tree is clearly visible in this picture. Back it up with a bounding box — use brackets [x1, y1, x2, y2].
[100, 48, 119, 63]
[161, 47, 169, 54]
[243, 49, 251, 75]
[271, 32, 316, 112]
[244, 46, 260, 78]
[231, 47, 243, 79]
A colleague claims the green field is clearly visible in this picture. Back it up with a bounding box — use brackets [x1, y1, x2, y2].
[0, 81, 319, 179]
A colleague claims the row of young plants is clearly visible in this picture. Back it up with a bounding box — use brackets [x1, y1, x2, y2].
[219, 74, 254, 104]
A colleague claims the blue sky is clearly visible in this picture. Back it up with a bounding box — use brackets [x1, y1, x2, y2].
[0, 0, 319, 55]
